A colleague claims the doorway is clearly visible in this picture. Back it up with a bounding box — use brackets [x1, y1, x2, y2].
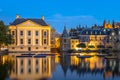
[28, 47, 31, 51]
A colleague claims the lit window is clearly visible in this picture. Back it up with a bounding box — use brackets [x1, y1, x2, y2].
[119, 31, 120, 35]
[36, 31, 39, 36]
[28, 39, 31, 44]
[28, 31, 31, 36]
[20, 31, 23, 36]
[86, 31, 88, 34]
[112, 32, 115, 36]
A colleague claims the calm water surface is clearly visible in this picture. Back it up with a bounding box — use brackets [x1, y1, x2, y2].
[0, 53, 120, 80]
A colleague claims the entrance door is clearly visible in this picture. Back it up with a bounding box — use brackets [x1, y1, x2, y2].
[28, 47, 31, 51]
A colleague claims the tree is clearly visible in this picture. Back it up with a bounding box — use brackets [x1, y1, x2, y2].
[0, 21, 13, 51]
[77, 43, 86, 48]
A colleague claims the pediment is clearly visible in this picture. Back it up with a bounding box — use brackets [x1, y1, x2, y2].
[16, 20, 41, 27]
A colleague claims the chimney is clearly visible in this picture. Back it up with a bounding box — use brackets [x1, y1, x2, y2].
[16, 14, 20, 19]
[42, 16, 44, 20]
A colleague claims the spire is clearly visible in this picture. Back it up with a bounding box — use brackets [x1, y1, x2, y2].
[61, 25, 69, 37]
[108, 20, 110, 24]
[112, 20, 115, 28]
[103, 20, 106, 28]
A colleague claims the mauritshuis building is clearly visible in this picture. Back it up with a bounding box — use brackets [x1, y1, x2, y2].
[8, 15, 51, 52]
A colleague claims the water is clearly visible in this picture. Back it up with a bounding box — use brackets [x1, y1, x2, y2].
[1, 53, 120, 80]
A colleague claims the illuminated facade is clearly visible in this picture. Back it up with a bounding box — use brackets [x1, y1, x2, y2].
[51, 28, 60, 49]
[103, 20, 113, 28]
[78, 29, 109, 50]
[8, 15, 51, 52]
[70, 38, 79, 50]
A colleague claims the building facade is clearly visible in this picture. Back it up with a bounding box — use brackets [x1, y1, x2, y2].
[8, 15, 51, 52]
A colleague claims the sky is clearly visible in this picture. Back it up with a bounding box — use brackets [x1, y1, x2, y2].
[0, 0, 120, 33]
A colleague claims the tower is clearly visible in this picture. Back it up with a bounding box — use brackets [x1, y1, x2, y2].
[60, 25, 70, 51]
[103, 20, 106, 28]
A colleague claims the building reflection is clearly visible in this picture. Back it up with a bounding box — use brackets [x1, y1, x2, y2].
[69, 55, 105, 74]
[9, 53, 56, 80]
[2, 52, 120, 80]
[104, 59, 120, 79]
[59, 53, 120, 79]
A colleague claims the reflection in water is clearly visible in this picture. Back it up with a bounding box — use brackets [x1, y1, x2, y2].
[1, 53, 120, 80]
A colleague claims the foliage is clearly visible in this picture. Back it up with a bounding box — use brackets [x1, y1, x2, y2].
[88, 45, 95, 48]
[0, 21, 13, 50]
[77, 43, 86, 48]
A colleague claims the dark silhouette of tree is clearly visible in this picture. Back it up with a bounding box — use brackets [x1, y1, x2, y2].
[0, 21, 13, 50]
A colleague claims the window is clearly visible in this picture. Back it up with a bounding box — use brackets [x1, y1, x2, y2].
[28, 39, 31, 44]
[36, 47, 38, 49]
[36, 31, 39, 36]
[21, 59, 23, 65]
[28, 59, 31, 66]
[12, 31, 15, 35]
[28, 31, 31, 36]
[21, 68, 24, 74]
[20, 31, 23, 36]
[112, 32, 115, 36]
[36, 68, 39, 73]
[44, 39, 47, 44]
[44, 31, 47, 36]
[28, 68, 31, 74]
[64, 39, 66, 43]
[12, 47, 15, 49]
[20, 39, 23, 44]
[36, 59, 38, 65]
[36, 39, 38, 44]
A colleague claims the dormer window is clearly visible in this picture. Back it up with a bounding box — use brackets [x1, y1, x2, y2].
[95, 31, 97, 35]
[100, 32, 101, 35]
[119, 31, 120, 35]
[86, 31, 88, 35]
[112, 32, 115, 36]
[91, 31, 92, 35]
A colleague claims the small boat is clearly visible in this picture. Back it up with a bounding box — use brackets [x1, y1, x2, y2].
[34, 54, 46, 58]
[21, 53, 35, 56]
[16, 55, 32, 58]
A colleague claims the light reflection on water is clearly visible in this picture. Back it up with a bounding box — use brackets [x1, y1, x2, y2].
[1, 53, 120, 80]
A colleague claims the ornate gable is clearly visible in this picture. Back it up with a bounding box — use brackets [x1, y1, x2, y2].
[16, 20, 41, 27]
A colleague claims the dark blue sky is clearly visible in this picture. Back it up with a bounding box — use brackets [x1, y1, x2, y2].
[0, 0, 120, 33]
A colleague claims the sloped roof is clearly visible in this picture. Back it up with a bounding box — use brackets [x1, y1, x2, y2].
[10, 18, 48, 26]
[80, 29, 107, 35]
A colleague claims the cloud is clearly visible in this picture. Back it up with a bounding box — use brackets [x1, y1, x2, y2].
[46, 14, 102, 33]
